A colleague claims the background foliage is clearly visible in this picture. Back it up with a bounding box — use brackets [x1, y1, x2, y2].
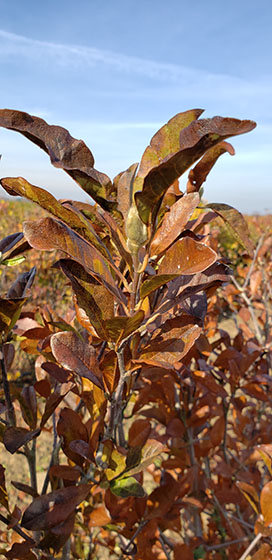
[0, 109, 271, 560]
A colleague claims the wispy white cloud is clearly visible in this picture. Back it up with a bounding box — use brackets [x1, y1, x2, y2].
[1, 28, 271, 99]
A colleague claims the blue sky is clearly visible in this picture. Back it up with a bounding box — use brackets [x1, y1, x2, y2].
[0, 0, 271, 213]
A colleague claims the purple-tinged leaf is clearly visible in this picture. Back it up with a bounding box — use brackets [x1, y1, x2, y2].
[3, 427, 40, 454]
[6, 266, 36, 298]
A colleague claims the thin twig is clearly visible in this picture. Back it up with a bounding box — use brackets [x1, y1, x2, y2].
[0, 512, 34, 543]
[242, 235, 264, 290]
[105, 346, 129, 444]
[25, 439, 37, 493]
[205, 536, 249, 552]
[62, 537, 71, 560]
[41, 411, 60, 495]
[0, 344, 16, 426]
[118, 521, 148, 558]
[238, 532, 262, 560]
[159, 530, 172, 560]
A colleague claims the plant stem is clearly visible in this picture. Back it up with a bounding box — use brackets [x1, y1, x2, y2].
[0, 512, 34, 543]
[238, 532, 262, 560]
[0, 343, 16, 426]
[109, 346, 128, 445]
[62, 537, 71, 560]
[25, 439, 38, 493]
[41, 411, 60, 495]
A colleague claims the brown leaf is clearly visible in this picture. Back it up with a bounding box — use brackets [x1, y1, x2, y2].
[6, 266, 36, 299]
[56, 259, 114, 340]
[207, 202, 254, 255]
[49, 465, 81, 482]
[251, 543, 272, 560]
[135, 115, 256, 223]
[51, 331, 104, 389]
[0, 177, 114, 262]
[21, 484, 90, 530]
[57, 408, 89, 465]
[11, 480, 39, 498]
[125, 439, 167, 476]
[140, 273, 180, 299]
[0, 464, 9, 510]
[40, 381, 75, 428]
[128, 419, 152, 448]
[139, 316, 202, 368]
[3, 343, 15, 371]
[186, 141, 235, 193]
[0, 232, 24, 255]
[158, 237, 218, 275]
[134, 109, 204, 195]
[88, 505, 111, 527]
[5, 541, 36, 560]
[260, 481, 272, 525]
[236, 481, 260, 514]
[3, 427, 40, 454]
[20, 386, 37, 429]
[7, 505, 21, 529]
[115, 162, 138, 221]
[23, 218, 127, 304]
[104, 310, 145, 343]
[174, 543, 194, 560]
[0, 109, 116, 213]
[150, 192, 199, 256]
[154, 261, 231, 317]
[0, 297, 28, 333]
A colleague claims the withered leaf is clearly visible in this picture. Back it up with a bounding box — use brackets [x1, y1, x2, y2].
[206, 202, 254, 255]
[0, 297, 28, 333]
[51, 331, 104, 389]
[135, 115, 256, 223]
[0, 464, 9, 510]
[260, 481, 272, 525]
[3, 427, 40, 454]
[139, 315, 202, 367]
[1, 177, 115, 262]
[23, 217, 126, 302]
[133, 109, 204, 196]
[186, 141, 235, 193]
[11, 480, 39, 498]
[21, 484, 90, 530]
[0, 109, 116, 213]
[158, 237, 217, 275]
[56, 259, 114, 340]
[150, 192, 200, 256]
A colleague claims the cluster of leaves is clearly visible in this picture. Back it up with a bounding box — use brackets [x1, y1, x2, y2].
[0, 108, 271, 559]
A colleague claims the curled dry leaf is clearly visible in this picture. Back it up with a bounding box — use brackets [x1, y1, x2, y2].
[186, 141, 235, 193]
